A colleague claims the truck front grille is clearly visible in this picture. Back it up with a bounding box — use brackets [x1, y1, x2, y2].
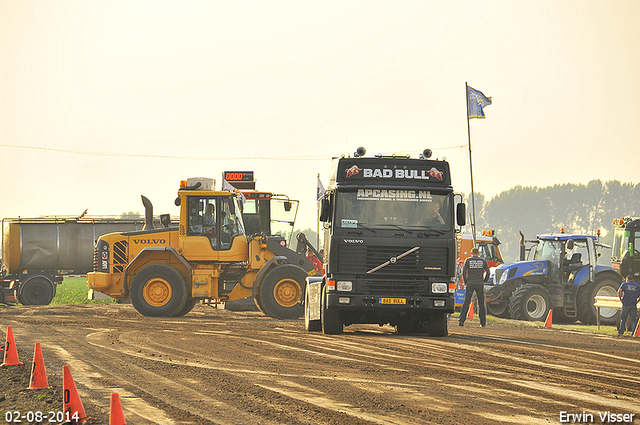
[337, 245, 449, 279]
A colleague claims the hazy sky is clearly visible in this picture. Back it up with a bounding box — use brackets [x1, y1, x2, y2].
[1, 0, 639, 231]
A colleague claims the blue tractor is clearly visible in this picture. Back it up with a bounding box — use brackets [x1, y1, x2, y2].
[485, 233, 621, 325]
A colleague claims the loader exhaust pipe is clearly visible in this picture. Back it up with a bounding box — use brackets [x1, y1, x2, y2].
[141, 195, 154, 230]
[519, 231, 525, 261]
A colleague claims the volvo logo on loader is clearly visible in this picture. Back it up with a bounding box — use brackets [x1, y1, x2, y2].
[133, 239, 167, 245]
[343, 239, 364, 244]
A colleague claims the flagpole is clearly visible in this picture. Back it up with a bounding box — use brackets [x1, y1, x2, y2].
[465, 82, 477, 247]
[316, 173, 320, 250]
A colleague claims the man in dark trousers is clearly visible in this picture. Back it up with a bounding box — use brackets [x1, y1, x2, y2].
[617, 275, 640, 335]
[459, 247, 490, 327]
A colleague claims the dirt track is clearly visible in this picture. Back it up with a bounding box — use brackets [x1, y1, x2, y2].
[1, 304, 639, 425]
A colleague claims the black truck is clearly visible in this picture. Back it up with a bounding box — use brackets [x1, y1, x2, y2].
[304, 148, 466, 336]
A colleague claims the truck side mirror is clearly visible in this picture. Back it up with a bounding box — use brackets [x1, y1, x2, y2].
[228, 200, 235, 215]
[456, 203, 466, 226]
[567, 239, 574, 250]
[284, 201, 291, 212]
[319, 195, 331, 222]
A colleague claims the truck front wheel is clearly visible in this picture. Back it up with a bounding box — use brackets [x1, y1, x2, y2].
[130, 265, 189, 317]
[509, 284, 551, 322]
[321, 285, 343, 334]
[427, 312, 449, 337]
[255, 264, 307, 319]
[304, 286, 322, 331]
[19, 277, 55, 305]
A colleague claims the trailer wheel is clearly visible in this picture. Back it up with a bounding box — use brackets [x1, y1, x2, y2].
[255, 264, 306, 319]
[577, 278, 620, 325]
[304, 288, 321, 331]
[130, 264, 188, 317]
[427, 312, 449, 337]
[321, 285, 343, 334]
[509, 284, 551, 322]
[19, 277, 55, 305]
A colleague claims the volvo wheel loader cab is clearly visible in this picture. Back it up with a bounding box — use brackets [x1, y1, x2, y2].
[611, 217, 640, 279]
[486, 233, 621, 325]
[87, 177, 313, 319]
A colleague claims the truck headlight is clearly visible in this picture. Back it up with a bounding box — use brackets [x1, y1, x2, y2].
[432, 282, 447, 293]
[336, 281, 353, 291]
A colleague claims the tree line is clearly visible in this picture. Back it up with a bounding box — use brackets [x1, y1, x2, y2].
[467, 180, 640, 262]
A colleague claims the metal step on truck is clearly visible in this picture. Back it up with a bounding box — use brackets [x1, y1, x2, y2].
[304, 147, 466, 336]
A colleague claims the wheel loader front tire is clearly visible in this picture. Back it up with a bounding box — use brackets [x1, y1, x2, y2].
[255, 264, 306, 319]
[130, 264, 189, 317]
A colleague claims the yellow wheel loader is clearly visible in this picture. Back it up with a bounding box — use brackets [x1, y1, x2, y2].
[87, 178, 314, 319]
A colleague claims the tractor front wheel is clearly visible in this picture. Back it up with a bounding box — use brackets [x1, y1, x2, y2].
[509, 284, 551, 322]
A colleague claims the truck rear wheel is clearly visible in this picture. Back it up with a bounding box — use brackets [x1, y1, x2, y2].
[509, 284, 551, 322]
[255, 264, 306, 319]
[427, 312, 449, 337]
[304, 288, 321, 331]
[130, 264, 188, 317]
[577, 279, 620, 325]
[321, 285, 343, 334]
[19, 277, 55, 305]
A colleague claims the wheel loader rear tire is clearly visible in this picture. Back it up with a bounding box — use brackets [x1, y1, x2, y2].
[130, 264, 188, 317]
[255, 264, 306, 319]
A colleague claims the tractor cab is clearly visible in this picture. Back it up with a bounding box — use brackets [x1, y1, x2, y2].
[611, 217, 640, 278]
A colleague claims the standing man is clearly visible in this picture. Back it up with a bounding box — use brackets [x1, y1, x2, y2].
[617, 275, 640, 335]
[459, 247, 490, 327]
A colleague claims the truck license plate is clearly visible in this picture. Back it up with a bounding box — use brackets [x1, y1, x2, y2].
[379, 297, 406, 305]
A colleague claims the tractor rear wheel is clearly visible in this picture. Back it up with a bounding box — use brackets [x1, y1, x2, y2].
[255, 264, 306, 319]
[509, 284, 551, 322]
[130, 264, 189, 317]
[577, 278, 620, 325]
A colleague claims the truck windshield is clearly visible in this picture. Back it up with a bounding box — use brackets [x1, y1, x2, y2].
[335, 189, 451, 231]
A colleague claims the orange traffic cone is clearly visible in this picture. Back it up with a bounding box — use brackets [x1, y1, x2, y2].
[633, 320, 640, 338]
[29, 343, 49, 390]
[109, 392, 127, 425]
[544, 309, 553, 328]
[63, 365, 90, 423]
[2, 326, 24, 366]
[466, 301, 474, 319]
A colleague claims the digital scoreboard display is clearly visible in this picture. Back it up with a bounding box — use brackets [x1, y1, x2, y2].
[223, 171, 255, 190]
